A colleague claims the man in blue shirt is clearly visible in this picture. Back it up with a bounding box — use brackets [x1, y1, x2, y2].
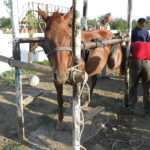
[131, 18, 150, 42]
[128, 18, 150, 119]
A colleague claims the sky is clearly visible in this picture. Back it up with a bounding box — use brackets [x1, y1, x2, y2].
[0, 0, 150, 20]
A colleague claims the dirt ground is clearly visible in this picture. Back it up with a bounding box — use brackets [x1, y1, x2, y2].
[0, 68, 150, 150]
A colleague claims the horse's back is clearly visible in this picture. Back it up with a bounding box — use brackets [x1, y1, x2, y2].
[81, 29, 115, 42]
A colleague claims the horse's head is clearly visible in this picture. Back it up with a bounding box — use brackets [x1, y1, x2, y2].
[38, 7, 74, 84]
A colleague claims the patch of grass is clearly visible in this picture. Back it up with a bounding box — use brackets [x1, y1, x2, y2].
[34, 60, 49, 66]
[0, 70, 15, 85]
[3, 144, 30, 150]
[0, 70, 14, 79]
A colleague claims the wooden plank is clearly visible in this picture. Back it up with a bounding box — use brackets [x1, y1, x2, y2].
[18, 37, 129, 50]
[84, 106, 105, 122]
[0, 55, 52, 74]
[19, 37, 45, 43]
[23, 90, 44, 107]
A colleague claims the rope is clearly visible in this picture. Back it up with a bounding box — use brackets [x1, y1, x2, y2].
[79, 108, 86, 150]
[68, 61, 90, 150]
[8, 57, 14, 67]
[68, 62, 90, 107]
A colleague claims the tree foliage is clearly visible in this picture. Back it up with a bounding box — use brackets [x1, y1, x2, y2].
[87, 19, 97, 29]
[26, 10, 37, 32]
[0, 17, 11, 30]
[109, 18, 127, 33]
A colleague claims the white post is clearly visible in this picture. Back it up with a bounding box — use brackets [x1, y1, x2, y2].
[126, 0, 133, 58]
[124, 0, 133, 107]
[11, 0, 25, 139]
[11, 0, 19, 39]
[83, 0, 88, 31]
[72, 0, 82, 150]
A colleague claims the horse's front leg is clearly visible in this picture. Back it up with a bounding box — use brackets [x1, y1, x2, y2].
[54, 81, 64, 128]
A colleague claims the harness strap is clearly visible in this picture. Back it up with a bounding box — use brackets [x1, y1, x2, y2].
[46, 46, 72, 56]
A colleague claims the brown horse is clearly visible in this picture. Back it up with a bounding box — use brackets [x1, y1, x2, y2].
[37, 7, 125, 127]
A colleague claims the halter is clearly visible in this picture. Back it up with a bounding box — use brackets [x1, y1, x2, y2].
[46, 46, 72, 57]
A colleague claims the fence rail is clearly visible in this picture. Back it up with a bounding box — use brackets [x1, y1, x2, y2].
[0, 55, 52, 74]
[18, 37, 129, 48]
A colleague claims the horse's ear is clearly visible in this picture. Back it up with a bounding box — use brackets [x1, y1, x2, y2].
[64, 6, 74, 24]
[38, 7, 48, 22]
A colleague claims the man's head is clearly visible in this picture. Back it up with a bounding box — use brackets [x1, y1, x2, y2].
[104, 13, 112, 23]
[137, 18, 146, 30]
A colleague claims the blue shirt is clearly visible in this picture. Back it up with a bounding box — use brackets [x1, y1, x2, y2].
[131, 27, 150, 43]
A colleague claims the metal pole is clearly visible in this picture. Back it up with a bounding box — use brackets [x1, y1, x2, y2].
[124, 0, 133, 107]
[83, 0, 88, 31]
[72, 0, 82, 150]
[11, 0, 25, 139]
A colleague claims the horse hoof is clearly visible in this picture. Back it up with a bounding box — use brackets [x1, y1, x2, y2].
[56, 121, 64, 130]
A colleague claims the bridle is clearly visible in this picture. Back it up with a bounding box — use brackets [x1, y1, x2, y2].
[46, 46, 72, 57]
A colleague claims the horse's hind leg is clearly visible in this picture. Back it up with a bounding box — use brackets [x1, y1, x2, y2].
[54, 81, 64, 129]
[90, 75, 98, 96]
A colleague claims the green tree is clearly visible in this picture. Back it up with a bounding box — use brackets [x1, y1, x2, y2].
[27, 10, 37, 32]
[87, 19, 97, 29]
[132, 19, 137, 29]
[0, 17, 11, 30]
[97, 16, 104, 22]
[110, 18, 127, 33]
